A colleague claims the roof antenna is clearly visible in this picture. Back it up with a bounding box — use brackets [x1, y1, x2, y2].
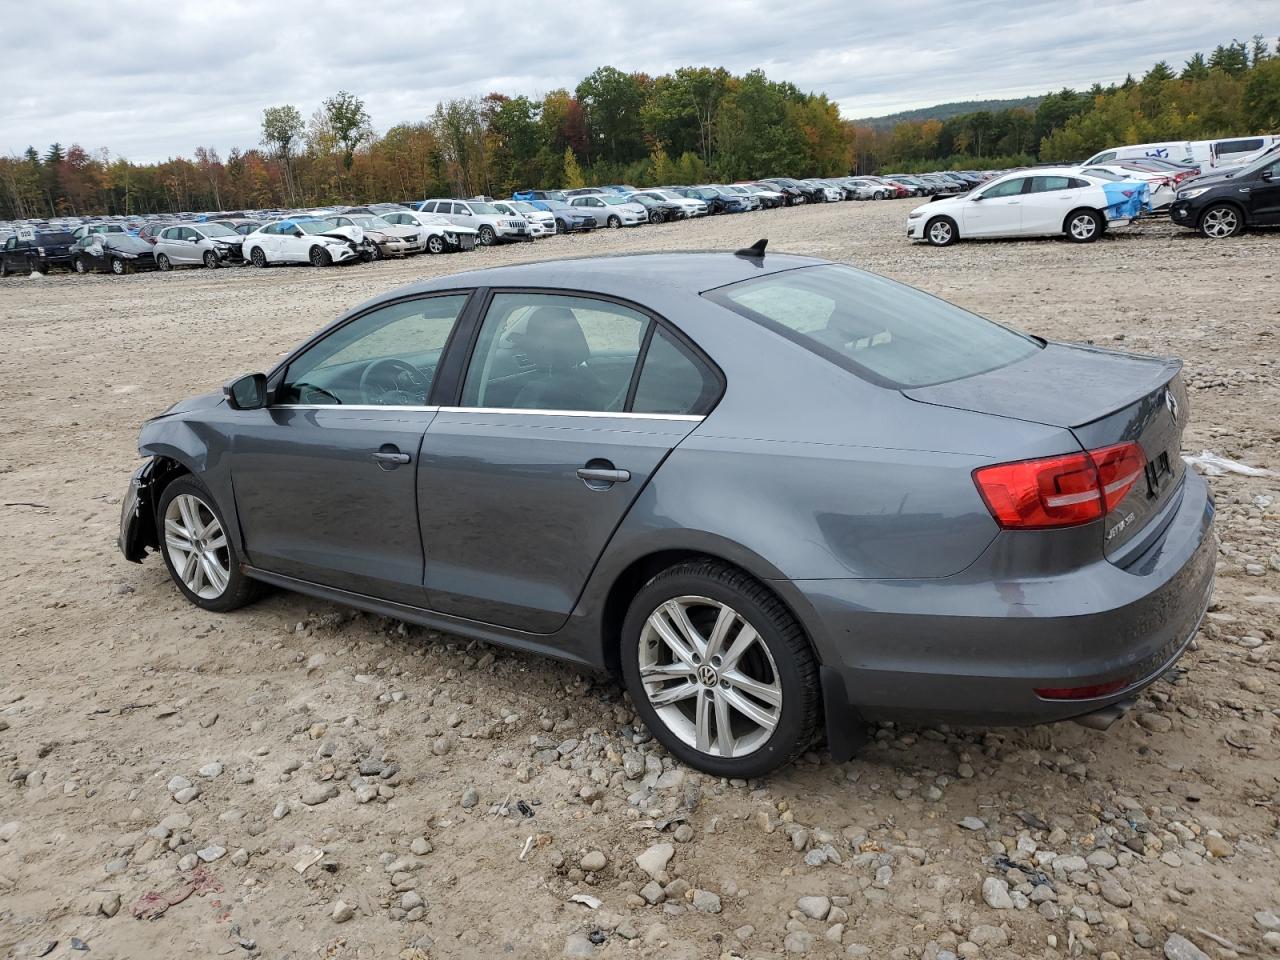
[734, 238, 767, 258]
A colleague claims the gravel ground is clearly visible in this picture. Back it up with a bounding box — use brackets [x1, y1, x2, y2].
[1, 200, 1278, 960]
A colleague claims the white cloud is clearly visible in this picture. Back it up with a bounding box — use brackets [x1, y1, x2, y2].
[2, 0, 1272, 161]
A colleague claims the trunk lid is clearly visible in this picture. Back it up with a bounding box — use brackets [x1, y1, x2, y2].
[905, 342, 1187, 558]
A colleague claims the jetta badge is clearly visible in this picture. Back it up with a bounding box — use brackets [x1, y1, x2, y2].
[1165, 389, 1179, 421]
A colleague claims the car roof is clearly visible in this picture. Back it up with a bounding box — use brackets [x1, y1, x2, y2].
[397, 251, 827, 299]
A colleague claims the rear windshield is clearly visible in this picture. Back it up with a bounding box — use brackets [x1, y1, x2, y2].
[706, 264, 1040, 388]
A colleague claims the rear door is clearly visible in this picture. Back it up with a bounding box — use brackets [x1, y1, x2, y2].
[230, 292, 471, 603]
[1020, 175, 1081, 234]
[419, 290, 720, 632]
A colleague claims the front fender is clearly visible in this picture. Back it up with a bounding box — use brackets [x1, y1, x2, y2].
[138, 414, 243, 555]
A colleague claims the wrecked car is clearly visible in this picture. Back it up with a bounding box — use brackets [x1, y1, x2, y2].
[240, 218, 362, 267]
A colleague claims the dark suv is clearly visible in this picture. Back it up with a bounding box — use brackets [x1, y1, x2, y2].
[1169, 146, 1280, 238]
[0, 229, 77, 275]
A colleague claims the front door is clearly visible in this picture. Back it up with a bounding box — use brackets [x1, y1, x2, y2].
[1247, 158, 1280, 225]
[419, 291, 718, 633]
[229, 292, 471, 603]
[962, 176, 1026, 236]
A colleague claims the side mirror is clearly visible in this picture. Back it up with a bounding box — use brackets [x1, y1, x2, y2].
[969, 194, 983, 201]
[224, 373, 268, 411]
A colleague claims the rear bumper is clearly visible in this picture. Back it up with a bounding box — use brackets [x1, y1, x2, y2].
[800, 470, 1216, 726]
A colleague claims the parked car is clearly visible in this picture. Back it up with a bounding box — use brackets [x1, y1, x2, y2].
[713, 185, 761, 210]
[1169, 146, 1280, 238]
[533, 199, 598, 233]
[153, 222, 245, 269]
[241, 218, 363, 267]
[758, 177, 819, 205]
[513, 189, 568, 202]
[491, 200, 554, 237]
[0, 227, 77, 275]
[622, 192, 683, 222]
[207, 219, 265, 236]
[321, 214, 426, 259]
[118, 248, 1214, 777]
[137, 222, 174, 245]
[733, 183, 785, 208]
[632, 189, 708, 217]
[1083, 141, 1195, 166]
[71, 232, 158, 274]
[1074, 164, 1172, 210]
[416, 199, 526, 245]
[841, 178, 887, 200]
[801, 179, 844, 202]
[380, 210, 479, 253]
[564, 187, 607, 198]
[908, 169, 1148, 245]
[71, 223, 130, 241]
[569, 194, 647, 227]
[678, 186, 750, 214]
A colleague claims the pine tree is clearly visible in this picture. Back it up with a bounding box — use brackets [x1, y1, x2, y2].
[1182, 53, 1210, 80]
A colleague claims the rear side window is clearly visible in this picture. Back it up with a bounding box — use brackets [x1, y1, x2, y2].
[1030, 176, 1072, 192]
[632, 327, 719, 415]
[707, 264, 1040, 389]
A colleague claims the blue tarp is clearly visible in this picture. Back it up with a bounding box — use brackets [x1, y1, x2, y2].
[1101, 181, 1150, 220]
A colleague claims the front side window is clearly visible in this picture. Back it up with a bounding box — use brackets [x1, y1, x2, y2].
[979, 177, 1025, 199]
[707, 264, 1039, 389]
[279, 295, 468, 406]
[462, 293, 650, 412]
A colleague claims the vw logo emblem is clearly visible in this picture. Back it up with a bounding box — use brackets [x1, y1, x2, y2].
[697, 664, 719, 687]
[1165, 389, 1179, 421]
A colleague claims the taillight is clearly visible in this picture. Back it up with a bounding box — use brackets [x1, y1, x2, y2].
[973, 442, 1145, 530]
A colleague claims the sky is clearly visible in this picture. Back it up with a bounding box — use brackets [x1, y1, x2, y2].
[2, 0, 1274, 163]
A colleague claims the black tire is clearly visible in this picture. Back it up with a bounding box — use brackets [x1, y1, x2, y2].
[0, 258, 8, 278]
[73, 257, 88, 274]
[110, 257, 126, 275]
[650, 210, 666, 224]
[1064, 208, 1103, 243]
[203, 250, 219, 269]
[477, 225, 496, 246]
[366, 243, 382, 261]
[157, 253, 172, 271]
[924, 216, 958, 246]
[607, 214, 621, 228]
[620, 559, 821, 778]
[426, 234, 445, 255]
[250, 246, 267, 268]
[309, 245, 332, 267]
[556, 218, 570, 234]
[1197, 202, 1245, 239]
[155, 475, 261, 613]
[28, 258, 48, 274]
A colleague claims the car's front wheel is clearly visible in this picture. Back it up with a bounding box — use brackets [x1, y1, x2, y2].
[203, 250, 219, 268]
[607, 214, 621, 228]
[110, 257, 127, 275]
[156, 254, 172, 271]
[650, 210, 666, 224]
[426, 234, 445, 254]
[925, 216, 958, 246]
[250, 246, 268, 268]
[1198, 203, 1244, 239]
[477, 225, 496, 246]
[620, 560, 820, 778]
[309, 245, 332, 267]
[156, 476, 259, 612]
[73, 257, 88, 274]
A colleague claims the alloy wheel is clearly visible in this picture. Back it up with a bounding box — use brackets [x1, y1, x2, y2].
[928, 220, 953, 245]
[111, 258, 125, 275]
[427, 235, 444, 254]
[163, 494, 230, 600]
[637, 596, 782, 758]
[1069, 214, 1098, 240]
[204, 250, 218, 268]
[1201, 207, 1239, 238]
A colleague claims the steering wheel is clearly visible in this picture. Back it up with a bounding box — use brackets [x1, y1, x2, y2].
[358, 358, 430, 405]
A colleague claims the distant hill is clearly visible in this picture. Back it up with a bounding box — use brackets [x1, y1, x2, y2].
[855, 96, 1044, 130]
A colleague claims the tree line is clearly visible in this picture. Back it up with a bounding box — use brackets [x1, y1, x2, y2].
[2, 37, 1278, 219]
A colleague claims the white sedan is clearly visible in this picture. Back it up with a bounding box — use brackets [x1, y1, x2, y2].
[241, 218, 362, 267]
[568, 194, 647, 227]
[380, 210, 479, 253]
[907, 168, 1148, 245]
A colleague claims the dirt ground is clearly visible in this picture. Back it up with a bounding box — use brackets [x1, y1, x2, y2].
[1, 201, 1277, 960]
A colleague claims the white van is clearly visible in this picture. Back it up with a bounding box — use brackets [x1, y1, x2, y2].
[1188, 136, 1280, 169]
[1082, 141, 1194, 166]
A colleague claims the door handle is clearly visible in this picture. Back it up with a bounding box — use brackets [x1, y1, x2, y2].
[372, 446, 411, 468]
[577, 466, 630, 484]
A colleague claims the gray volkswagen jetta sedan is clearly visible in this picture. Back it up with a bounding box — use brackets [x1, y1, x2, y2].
[119, 245, 1215, 777]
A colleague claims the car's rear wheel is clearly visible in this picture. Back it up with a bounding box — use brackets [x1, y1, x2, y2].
[203, 250, 219, 268]
[309, 245, 332, 267]
[1198, 203, 1244, 239]
[925, 216, 957, 246]
[477, 225, 496, 246]
[250, 246, 267, 268]
[620, 560, 820, 778]
[1065, 209, 1103, 243]
[73, 258, 88, 274]
[156, 254, 172, 271]
[156, 476, 259, 612]
[426, 235, 445, 254]
[110, 257, 127, 275]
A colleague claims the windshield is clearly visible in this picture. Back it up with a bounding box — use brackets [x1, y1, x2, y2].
[602, 196, 629, 205]
[543, 200, 571, 211]
[296, 221, 332, 235]
[509, 201, 536, 212]
[707, 264, 1040, 389]
[467, 202, 499, 215]
[350, 216, 393, 229]
[198, 223, 238, 237]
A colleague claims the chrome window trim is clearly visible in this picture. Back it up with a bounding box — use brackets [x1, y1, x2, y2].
[270, 404, 442, 412]
[439, 406, 704, 422]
